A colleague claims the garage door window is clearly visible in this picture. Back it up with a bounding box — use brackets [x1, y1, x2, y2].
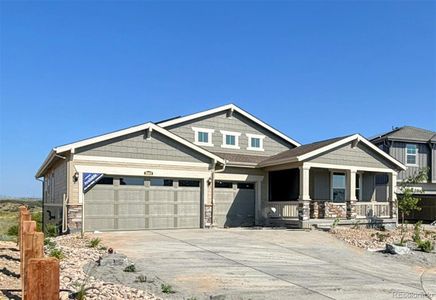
[215, 181, 233, 188]
[237, 183, 255, 189]
[96, 177, 113, 185]
[150, 178, 173, 187]
[120, 177, 144, 186]
[179, 180, 200, 187]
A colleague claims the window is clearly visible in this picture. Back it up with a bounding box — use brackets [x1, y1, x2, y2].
[179, 180, 200, 187]
[269, 169, 299, 201]
[119, 177, 144, 186]
[193, 127, 214, 146]
[220, 130, 241, 149]
[96, 177, 113, 185]
[215, 181, 233, 188]
[332, 173, 346, 203]
[247, 134, 265, 151]
[355, 173, 361, 201]
[150, 178, 173, 187]
[406, 144, 417, 165]
[237, 182, 255, 190]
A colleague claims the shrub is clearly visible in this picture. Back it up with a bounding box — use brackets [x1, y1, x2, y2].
[7, 225, 18, 236]
[375, 232, 390, 242]
[88, 238, 101, 248]
[49, 248, 65, 260]
[45, 223, 58, 237]
[412, 221, 422, 243]
[31, 211, 42, 232]
[123, 264, 136, 272]
[351, 220, 360, 229]
[331, 218, 340, 229]
[417, 240, 434, 253]
[44, 238, 56, 248]
[161, 283, 175, 294]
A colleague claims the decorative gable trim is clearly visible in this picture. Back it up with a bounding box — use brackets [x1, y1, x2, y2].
[158, 104, 301, 147]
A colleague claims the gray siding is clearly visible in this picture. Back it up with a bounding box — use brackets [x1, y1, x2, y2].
[308, 142, 397, 169]
[389, 142, 430, 180]
[167, 111, 294, 156]
[76, 131, 211, 164]
[362, 173, 375, 202]
[309, 168, 330, 200]
[432, 145, 436, 182]
[44, 159, 67, 226]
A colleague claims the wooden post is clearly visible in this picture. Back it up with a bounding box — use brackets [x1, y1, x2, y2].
[27, 258, 60, 300]
[21, 220, 36, 290]
[19, 207, 31, 250]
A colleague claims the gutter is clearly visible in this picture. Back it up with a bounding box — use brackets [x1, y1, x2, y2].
[210, 159, 227, 227]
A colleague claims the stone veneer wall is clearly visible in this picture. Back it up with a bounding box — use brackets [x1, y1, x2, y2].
[310, 201, 347, 219]
[67, 204, 82, 233]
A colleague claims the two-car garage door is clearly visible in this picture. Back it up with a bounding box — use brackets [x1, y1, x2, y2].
[84, 176, 201, 231]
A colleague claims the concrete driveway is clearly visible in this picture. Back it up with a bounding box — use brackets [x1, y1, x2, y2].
[100, 229, 436, 300]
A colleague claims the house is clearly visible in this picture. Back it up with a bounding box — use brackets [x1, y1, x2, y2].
[371, 126, 436, 221]
[35, 104, 406, 233]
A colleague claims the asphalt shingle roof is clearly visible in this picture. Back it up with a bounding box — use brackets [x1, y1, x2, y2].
[212, 152, 269, 165]
[259, 135, 350, 166]
[372, 126, 436, 143]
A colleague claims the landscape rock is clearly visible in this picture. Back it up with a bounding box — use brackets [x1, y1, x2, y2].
[385, 243, 411, 255]
[99, 253, 129, 267]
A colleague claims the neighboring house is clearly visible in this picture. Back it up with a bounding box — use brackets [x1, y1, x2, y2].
[371, 126, 436, 221]
[36, 104, 405, 233]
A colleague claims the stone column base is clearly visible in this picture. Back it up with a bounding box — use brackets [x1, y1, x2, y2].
[67, 204, 82, 233]
[298, 200, 310, 221]
[346, 200, 357, 219]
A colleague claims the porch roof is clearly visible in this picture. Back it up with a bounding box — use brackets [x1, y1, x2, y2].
[258, 134, 406, 171]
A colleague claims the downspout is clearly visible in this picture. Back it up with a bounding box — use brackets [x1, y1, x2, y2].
[36, 178, 45, 232]
[210, 159, 227, 227]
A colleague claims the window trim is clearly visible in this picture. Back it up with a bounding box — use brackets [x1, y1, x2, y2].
[192, 127, 214, 147]
[246, 133, 265, 151]
[330, 172, 347, 203]
[220, 130, 241, 149]
[405, 144, 418, 166]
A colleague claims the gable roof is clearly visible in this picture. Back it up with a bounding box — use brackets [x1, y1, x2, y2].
[35, 123, 225, 178]
[157, 104, 301, 147]
[371, 126, 436, 143]
[259, 134, 407, 170]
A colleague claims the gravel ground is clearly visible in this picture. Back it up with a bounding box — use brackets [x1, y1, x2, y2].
[0, 234, 159, 300]
[331, 226, 436, 267]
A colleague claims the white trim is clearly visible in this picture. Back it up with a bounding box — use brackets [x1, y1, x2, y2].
[331, 171, 347, 203]
[158, 104, 301, 147]
[78, 171, 84, 204]
[405, 143, 418, 167]
[36, 123, 225, 177]
[74, 164, 211, 179]
[73, 155, 209, 168]
[304, 162, 397, 174]
[259, 134, 406, 170]
[246, 133, 265, 151]
[192, 127, 214, 147]
[220, 130, 241, 149]
[214, 173, 264, 182]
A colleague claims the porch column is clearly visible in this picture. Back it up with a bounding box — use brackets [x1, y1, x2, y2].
[298, 165, 311, 221]
[388, 172, 397, 220]
[346, 169, 357, 219]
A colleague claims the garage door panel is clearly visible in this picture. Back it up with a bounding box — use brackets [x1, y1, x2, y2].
[85, 218, 115, 231]
[118, 190, 145, 201]
[118, 203, 145, 215]
[85, 177, 201, 231]
[214, 183, 255, 228]
[118, 218, 146, 230]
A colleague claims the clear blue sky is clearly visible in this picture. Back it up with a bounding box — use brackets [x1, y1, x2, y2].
[1, 1, 435, 197]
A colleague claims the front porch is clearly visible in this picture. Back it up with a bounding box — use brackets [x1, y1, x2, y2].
[264, 163, 398, 228]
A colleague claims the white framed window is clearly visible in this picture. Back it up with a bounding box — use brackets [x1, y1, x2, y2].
[246, 133, 265, 151]
[331, 172, 346, 203]
[220, 130, 241, 149]
[405, 144, 418, 166]
[192, 127, 214, 146]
